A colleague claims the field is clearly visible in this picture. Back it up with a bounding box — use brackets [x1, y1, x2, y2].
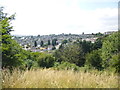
[2, 68, 119, 88]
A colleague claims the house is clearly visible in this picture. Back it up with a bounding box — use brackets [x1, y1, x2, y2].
[82, 37, 98, 43]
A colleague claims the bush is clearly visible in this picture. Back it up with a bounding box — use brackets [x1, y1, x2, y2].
[108, 53, 120, 73]
[53, 61, 79, 71]
[101, 31, 119, 68]
[54, 43, 85, 67]
[37, 53, 55, 68]
[24, 59, 39, 70]
[85, 50, 102, 70]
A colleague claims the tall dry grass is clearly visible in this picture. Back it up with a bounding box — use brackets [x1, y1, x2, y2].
[2, 68, 119, 88]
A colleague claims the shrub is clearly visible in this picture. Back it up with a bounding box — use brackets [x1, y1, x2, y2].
[109, 53, 120, 73]
[53, 61, 79, 71]
[85, 50, 102, 70]
[101, 31, 119, 68]
[54, 43, 85, 67]
[37, 53, 55, 68]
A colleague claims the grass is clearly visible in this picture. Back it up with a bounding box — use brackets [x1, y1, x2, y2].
[2, 68, 119, 88]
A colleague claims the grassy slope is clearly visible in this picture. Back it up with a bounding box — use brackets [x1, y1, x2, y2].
[2, 68, 119, 88]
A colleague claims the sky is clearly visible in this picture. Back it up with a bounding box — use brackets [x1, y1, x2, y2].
[0, 0, 119, 35]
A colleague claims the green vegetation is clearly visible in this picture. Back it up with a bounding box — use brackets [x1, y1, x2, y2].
[101, 31, 119, 70]
[34, 41, 37, 47]
[1, 7, 120, 88]
[37, 53, 55, 68]
[1, 7, 25, 68]
[40, 40, 44, 47]
[62, 39, 68, 44]
[52, 38, 57, 46]
[48, 40, 51, 45]
[54, 43, 85, 67]
[53, 61, 79, 71]
[86, 50, 102, 70]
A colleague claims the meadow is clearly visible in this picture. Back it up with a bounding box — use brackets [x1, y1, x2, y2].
[2, 68, 119, 88]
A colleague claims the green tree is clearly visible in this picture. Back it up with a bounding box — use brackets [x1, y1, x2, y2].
[86, 50, 102, 70]
[101, 31, 119, 68]
[54, 43, 85, 66]
[62, 39, 68, 44]
[108, 53, 120, 73]
[52, 39, 57, 46]
[23, 51, 40, 69]
[95, 32, 103, 37]
[0, 7, 26, 68]
[48, 40, 51, 45]
[34, 41, 37, 47]
[40, 40, 44, 47]
[93, 38, 103, 50]
[37, 53, 55, 68]
[79, 40, 93, 54]
[53, 61, 79, 71]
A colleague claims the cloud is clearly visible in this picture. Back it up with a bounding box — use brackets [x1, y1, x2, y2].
[79, 0, 119, 3]
[0, 0, 118, 35]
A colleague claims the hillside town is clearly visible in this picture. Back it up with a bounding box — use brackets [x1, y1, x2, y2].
[12, 31, 116, 52]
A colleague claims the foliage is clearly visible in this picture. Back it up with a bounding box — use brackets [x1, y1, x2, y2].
[94, 32, 104, 37]
[48, 40, 51, 45]
[40, 40, 44, 47]
[23, 51, 40, 69]
[101, 32, 119, 68]
[52, 38, 57, 46]
[24, 59, 38, 70]
[0, 7, 26, 68]
[58, 44, 63, 49]
[54, 43, 85, 66]
[85, 50, 102, 70]
[34, 41, 37, 47]
[109, 53, 120, 73]
[62, 39, 68, 44]
[92, 37, 103, 50]
[79, 40, 93, 54]
[37, 53, 55, 68]
[53, 61, 79, 71]
[1, 7, 41, 69]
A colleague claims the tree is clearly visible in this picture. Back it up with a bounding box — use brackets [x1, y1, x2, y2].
[48, 40, 51, 45]
[52, 39, 57, 46]
[86, 50, 102, 70]
[62, 39, 68, 44]
[54, 61, 79, 71]
[79, 40, 93, 54]
[37, 35, 40, 37]
[59, 44, 63, 49]
[95, 32, 103, 37]
[37, 53, 55, 68]
[0, 7, 26, 68]
[40, 40, 44, 47]
[34, 41, 37, 47]
[93, 38, 103, 50]
[54, 43, 85, 66]
[109, 53, 120, 73]
[101, 31, 119, 68]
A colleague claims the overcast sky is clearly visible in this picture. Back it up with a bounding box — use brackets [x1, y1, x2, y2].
[0, 0, 119, 35]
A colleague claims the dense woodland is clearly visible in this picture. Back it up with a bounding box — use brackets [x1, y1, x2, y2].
[1, 7, 120, 73]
